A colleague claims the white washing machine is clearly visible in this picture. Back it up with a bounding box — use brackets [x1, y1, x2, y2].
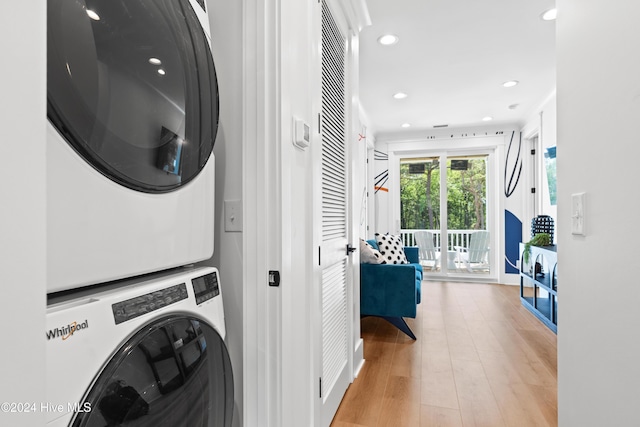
[46, 266, 233, 426]
[47, 0, 220, 292]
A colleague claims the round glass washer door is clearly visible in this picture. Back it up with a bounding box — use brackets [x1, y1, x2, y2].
[48, 0, 219, 193]
[71, 316, 234, 427]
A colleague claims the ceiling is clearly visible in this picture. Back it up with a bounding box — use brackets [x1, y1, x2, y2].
[359, 0, 556, 139]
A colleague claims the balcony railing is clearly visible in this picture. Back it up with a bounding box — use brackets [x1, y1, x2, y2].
[400, 229, 480, 251]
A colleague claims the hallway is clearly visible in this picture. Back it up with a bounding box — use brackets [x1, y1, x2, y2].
[331, 281, 557, 426]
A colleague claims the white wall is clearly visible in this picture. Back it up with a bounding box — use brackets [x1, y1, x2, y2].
[557, 0, 640, 425]
[280, 0, 316, 424]
[0, 1, 46, 425]
[242, 0, 316, 425]
[198, 1, 244, 426]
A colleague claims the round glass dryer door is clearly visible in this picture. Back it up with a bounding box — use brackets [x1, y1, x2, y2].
[48, 0, 219, 193]
[72, 316, 234, 427]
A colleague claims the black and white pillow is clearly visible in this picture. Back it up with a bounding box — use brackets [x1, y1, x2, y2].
[374, 233, 409, 264]
[360, 239, 386, 264]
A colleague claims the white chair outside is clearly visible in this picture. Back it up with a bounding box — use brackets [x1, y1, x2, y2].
[414, 230, 439, 271]
[455, 230, 490, 272]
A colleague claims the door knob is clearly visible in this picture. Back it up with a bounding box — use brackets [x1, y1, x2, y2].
[346, 244, 357, 255]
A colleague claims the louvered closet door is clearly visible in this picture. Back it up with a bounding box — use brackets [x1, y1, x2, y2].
[320, 1, 350, 425]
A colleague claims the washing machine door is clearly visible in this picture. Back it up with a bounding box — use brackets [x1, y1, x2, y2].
[71, 316, 233, 427]
[47, 0, 218, 193]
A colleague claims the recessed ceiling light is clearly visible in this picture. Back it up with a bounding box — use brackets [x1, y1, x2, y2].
[378, 34, 399, 46]
[401, 123, 411, 128]
[86, 9, 100, 21]
[157, 69, 166, 76]
[503, 80, 519, 88]
[393, 92, 408, 99]
[148, 57, 162, 65]
[482, 116, 493, 122]
[541, 8, 557, 21]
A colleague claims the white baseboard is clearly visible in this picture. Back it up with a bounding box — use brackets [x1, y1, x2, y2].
[353, 338, 365, 378]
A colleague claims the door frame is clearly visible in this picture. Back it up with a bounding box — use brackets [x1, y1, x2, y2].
[243, 0, 368, 426]
[312, 1, 360, 425]
[388, 142, 500, 283]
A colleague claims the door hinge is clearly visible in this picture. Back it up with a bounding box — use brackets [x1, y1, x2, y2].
[531, 149, 536, 155]
[318, 246, 321, 266]
[319, 377, 322, 398]
[531, 187, 536, 194]
[318, 113, 322, 133]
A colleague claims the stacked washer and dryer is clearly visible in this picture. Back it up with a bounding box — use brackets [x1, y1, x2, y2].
[46, 0, 233, 425]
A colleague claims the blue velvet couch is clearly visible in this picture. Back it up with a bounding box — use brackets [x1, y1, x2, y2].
[360, 239, 423, 339]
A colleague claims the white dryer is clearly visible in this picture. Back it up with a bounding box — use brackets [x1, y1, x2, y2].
[47, 0, 220, 292]
[46, 266, 233, 426]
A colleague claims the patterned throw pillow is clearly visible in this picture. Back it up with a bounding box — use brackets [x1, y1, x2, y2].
[374, 233, 409, 264]
[359, 239, 386, 264]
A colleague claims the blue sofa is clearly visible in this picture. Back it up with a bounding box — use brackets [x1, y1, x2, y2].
[360, 239, 423, 339]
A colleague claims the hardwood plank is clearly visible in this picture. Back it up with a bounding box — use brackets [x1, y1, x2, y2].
[422, 309, 446, 330]
[363, 338, 396, 365]
[330, 422, 369, 427]
[444, 325, 480, 362]
[451, 358, 506, 427]
[421, 367, 460, 410]
[485, 320, 557, 387]
[421, 345, 459, 410]
[467, 323, 505, 354]
[517, 329, 558, 378]
[527, 384, 558, 426]
[360, 316, 380, 340]
[331, 281, 557, 427]
[377, 376, 422, 427]
[390, 340, 422, 379]
[477, 350, 527, 385]
[489, 381, 553, 427]
[420, 405, 463, 427]
[373, 318, 401, 342]
[331, 359, 390, 426]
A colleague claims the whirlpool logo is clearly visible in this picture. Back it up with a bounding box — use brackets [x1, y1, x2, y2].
[46, 320, 89, 341]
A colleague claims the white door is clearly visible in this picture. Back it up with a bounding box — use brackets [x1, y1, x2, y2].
[318, 1, 351, 425]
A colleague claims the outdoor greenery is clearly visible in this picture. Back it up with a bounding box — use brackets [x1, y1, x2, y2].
[543, 145, 557, 206]
[400, 158, 487, 230]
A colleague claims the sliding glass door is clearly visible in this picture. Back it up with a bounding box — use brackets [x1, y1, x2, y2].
[399, 151, 493, 279]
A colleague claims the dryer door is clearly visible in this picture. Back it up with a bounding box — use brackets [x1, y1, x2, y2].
[71, 316, 233, 427]
[47, 0, 218, 193]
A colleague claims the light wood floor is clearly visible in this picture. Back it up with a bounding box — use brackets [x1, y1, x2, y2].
[331, 281, 557, 427]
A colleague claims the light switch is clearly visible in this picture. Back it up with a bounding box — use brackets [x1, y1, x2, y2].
[224, 199, 242, 232]
[571, 192, 585, 235]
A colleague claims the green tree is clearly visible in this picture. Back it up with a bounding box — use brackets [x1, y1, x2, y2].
[401, 158, 486, 231]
